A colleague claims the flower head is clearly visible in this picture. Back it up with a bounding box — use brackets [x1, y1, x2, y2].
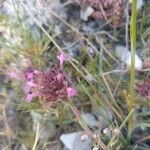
[22, 67, 77, 102]
[8, 54, 77, 103]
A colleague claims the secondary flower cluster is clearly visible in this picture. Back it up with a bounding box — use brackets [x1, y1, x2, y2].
[74, 0, 126, 27]
[136, 81, 150, 98]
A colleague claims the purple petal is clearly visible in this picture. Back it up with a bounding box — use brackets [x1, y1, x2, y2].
[66, 87, 77, 98]
[56, 73, 63, 81]
[26, 92, 40, 102]
[57, 52, 66, 66]
[26, 72, 33, 80]
[26, 81, 38, 87]
[24, 85, 31, 94]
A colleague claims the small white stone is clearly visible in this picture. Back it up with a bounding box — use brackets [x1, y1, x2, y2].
[60, 132, 92, 150]
[80, 6, 94, 21]
[115, 45, 143, 71]
[60, 132, 80, 150]
[137, 0, 144, 10]
[92, 147, 99, 150]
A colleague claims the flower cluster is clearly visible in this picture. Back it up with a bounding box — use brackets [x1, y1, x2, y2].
[8, 52, 77, 103]
[23, 67, 77, 102]
[136, 81, 150, 98]
[74, 0, 126, 27]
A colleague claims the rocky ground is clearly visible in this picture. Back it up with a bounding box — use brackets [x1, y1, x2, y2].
[0, 0, 150, 150]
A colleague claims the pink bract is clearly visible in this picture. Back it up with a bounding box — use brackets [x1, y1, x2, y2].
[57, 52, 66, 66]
[26, 93, 41, 102]
[66, 87, 77, 98]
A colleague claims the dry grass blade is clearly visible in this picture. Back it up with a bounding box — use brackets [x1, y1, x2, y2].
[32, 123, 40, 150]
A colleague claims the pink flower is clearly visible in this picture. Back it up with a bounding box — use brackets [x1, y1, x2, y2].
[26, 72, 33, 80]
[13, 65, 77, 103]
[66, 87, 77, 98]
[57, 52, 66, 66]
[56, 73, 64, 81]
[23, 67, 73, 102]
[24, 84, 32, 94]
[26, 93, 41, 102]
[26, 81, 38, 87]
[24, 82, 38, 94]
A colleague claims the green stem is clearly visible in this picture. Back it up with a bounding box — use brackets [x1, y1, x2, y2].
[129, 0, 137, 137]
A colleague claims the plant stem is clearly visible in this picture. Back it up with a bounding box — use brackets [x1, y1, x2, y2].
[70, 104, 106, 149]
[129, 0, 137, 137]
